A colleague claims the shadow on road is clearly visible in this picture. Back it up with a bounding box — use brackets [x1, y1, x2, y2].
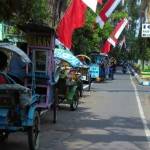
[1, 105, 149, 150]
[38, 104, 149, 150]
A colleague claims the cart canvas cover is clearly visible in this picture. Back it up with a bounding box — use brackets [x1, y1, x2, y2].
[54, 48, 83, 67]
[0, 43, 31, 63]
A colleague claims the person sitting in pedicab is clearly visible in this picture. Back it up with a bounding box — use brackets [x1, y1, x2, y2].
[65, 68, 78, 101]
[66, 69, 76, 86]
[56, 63, 70, 96]
[0, 51, 9, 84]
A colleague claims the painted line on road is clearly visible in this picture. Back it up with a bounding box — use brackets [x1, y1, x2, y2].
[83, 83, 93, 90]
[83, 84, 89, 89]
[40, 110, 48, 116]
[130, 74, 150, 147]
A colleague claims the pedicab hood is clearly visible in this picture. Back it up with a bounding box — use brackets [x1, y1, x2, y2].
[0, 43, 31, 64]
[54, 48, 83, 67]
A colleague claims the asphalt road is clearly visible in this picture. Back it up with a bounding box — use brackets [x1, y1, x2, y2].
[1, 68, 150, 150]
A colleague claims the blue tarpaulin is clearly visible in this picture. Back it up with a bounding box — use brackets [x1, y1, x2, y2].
[54, 48, 83, 67]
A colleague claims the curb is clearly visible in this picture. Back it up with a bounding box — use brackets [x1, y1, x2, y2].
[129, 66, 150, 86]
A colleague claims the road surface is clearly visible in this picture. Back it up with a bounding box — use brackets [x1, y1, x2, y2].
[1, 68, 150, 150]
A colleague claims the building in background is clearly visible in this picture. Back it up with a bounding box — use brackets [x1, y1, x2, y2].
[0, 23, 25, 43]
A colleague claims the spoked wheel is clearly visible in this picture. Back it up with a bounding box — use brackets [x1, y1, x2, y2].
[28, 111, 40, 150]
[80, 88, 83, 97]
[0, 132, 8, 142]
[79, 82, 83, 97]
[53, 92, 57, 124]
[70, 90, 79, 111]
[88, 80, 91, 91]
[88, 75, 92, 91]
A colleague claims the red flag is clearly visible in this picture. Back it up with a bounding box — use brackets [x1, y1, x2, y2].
[56, 0, 87, 49]
[96, 0, 122, 28]
[98, 0, 103, 4]
[101, 40, 111, 54]
[107, 18, 128, 47]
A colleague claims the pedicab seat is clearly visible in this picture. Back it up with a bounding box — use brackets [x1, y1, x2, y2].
[0, 84, 32, 107]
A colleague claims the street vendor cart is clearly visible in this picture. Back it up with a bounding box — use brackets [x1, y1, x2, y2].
[20, 23, 58, 123]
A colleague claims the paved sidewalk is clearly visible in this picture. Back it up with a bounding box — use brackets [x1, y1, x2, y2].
[129, 65, 150, 86]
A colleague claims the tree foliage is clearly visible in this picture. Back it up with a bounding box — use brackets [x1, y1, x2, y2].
[0, 0, 33, 23]
[73, 10, 99, 55]
[0, 0, 68, 26]
[126, 0, 150, 63]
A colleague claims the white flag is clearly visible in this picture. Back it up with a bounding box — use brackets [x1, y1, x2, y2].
[82, 0, 98, 12]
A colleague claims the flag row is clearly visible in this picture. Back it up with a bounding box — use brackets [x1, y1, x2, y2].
[56, 0, 127, 54]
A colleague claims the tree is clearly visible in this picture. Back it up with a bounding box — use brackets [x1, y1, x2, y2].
[126, 0, 150, 69]
[0, 0, 68, 27]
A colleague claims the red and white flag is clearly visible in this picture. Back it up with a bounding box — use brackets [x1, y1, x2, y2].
[107, 18, 128, 47]
[56, 0, 87, 49]
[82, 0, 103, 12]
[96, 0, 122, 28]
[101, 40, 111, 54]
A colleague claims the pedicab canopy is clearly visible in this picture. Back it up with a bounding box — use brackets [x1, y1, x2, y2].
[76, 54, 91, 62]
[0, 43, 31, 63]
[76, 54, 91, 67]
[54, 48, 83, 67]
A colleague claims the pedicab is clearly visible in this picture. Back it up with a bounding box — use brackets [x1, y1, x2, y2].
[54, 48, 83, 110]
[89, 52, 108, 82]
[76, 54, 91, 91]
[0, 43, 40, 150]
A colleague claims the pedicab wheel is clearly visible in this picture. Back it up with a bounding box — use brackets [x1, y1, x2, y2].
[53, 90, 58, 123]
[0, 132, 8, 142]
[79, 89, 83, 97]
[88, 82, 91, 91]
[79, 83, 83, 97]
[70, 90, 79, 111]
[88, 76, 91, 91]
[28, 111, 40, 150]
